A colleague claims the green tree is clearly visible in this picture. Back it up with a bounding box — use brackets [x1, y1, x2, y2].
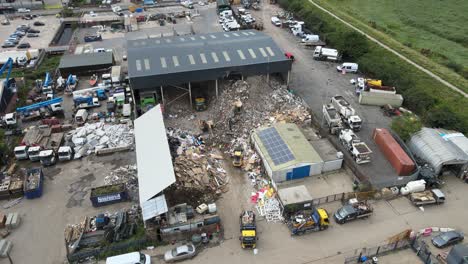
[391, 113, 422, 141]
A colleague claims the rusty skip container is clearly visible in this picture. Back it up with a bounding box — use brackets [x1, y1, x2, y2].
[373, 128, 415, 176]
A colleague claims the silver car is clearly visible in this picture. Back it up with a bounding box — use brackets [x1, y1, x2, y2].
[164, 244, 196, 262]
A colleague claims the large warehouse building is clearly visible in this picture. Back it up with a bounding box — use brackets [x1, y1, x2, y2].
[127, 30, 292, 105]
[251, 123, 342, 186]
[58, 52, 114, 76]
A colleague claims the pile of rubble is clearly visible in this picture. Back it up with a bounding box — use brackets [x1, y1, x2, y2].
[65, 122, 134, 158]
[166, 129, 228, 206]
[208, 79, 311, 149]
[103, 165, 138, 201]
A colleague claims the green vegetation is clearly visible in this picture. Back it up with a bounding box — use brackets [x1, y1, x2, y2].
[10, 55, 62, 107]
[391, 114, 422, 141]
[311, 0, 468, 92]
[278, 0, 468, 134]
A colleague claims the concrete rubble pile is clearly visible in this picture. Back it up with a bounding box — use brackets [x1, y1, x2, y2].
[167, 128, 229, 199]
[65, 122, 134, 158]
[103, 165, 138, 201]
[209, 79, 311, 151]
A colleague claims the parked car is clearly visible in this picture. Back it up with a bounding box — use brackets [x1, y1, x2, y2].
[17, 8, 31, 13]
[1, 20, 10, 25]
[84, 35, 102, 42]
[27, 33, 39, 38]
[1, 42, 16, 48]
[432, 231, 464, 248]
[33, 21, 45, 26]
[27, 29, 40, 33]
[22, 15, 33, 20]
[14, 31, 26, 36]
[6, 38, 19, 44]
[17, 25, 30, 31]
[17, 43, 31, 49]
[164, 244, 196, 262]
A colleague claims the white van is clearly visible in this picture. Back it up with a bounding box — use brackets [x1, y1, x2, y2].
[106, 252, 151, 264]
[337, 62, 358, 73]
[271, 16, 281, 26]
[301, 34, 320, 43]
[122, 103, 131, 117]
[14, 146, 29, 160]
[75, 109, 89, 124]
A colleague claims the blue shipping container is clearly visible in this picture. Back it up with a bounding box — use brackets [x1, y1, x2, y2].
[24, 168, 44, 199]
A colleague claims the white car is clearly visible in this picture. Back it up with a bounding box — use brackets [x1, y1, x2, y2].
[17, 8, 31, 13]
[164, 244, 196, 262]
[271, 16, 281, 26]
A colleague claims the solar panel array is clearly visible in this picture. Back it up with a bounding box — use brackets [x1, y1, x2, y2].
[258, 127, 295, 165]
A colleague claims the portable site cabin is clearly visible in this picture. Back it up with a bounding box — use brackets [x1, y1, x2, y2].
[251, 123, 324, 186]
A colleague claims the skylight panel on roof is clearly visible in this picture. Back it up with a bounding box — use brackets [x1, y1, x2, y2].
[222, 51, 230, 62]
[248, 49, 256, 59]
[266, 47, 275, 56]
[232, 33, 240, 37]
[224, 34, 230, 37]
[200, 53, 207, 64]
[190, 37, 196, 40]
[144, 59, 150, 70]
[165, 39, 172, 43]
[180, 37, 185, 41]
[242, 32, 249, 36]
[210, 35, 216, 39]
[200, 36, 206, 40]
[211, 52, 219, 63]
[160, 57, 167, 68]
[155, 40, 160, 44]
[136, 60, 142, 71]
[259, 48, 268, 57]
[188, 54, 195, 65]
[237, 50, 246, 60]
[248, 32, 255, 35]
[172, 56, 180, 67]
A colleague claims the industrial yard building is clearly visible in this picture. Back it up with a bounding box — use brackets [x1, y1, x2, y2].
[251, 123, 342, 185]
[127, 30, 292, 106]
[408, 127, 468, 180]
[58, 52, 114, 76]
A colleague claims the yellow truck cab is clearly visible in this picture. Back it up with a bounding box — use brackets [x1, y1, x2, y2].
[240, 211, 257, 248]
[288, 208, 330, 235]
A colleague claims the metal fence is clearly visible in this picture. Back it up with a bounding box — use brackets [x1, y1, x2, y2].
[410, 237, 440, 264]
[344, 239, 411, 264]
[311, 192, 346, 206]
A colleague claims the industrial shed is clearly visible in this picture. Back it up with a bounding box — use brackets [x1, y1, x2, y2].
[251, 123, 324, 185]
[408, 127, 468, 179]
[58, 52, 114, 76]
[127, 30, 292, 105]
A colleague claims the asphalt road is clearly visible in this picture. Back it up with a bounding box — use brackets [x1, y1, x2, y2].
[254, 3, 402, 187]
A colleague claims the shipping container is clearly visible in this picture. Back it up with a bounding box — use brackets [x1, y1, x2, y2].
[90, 183, 128, 207]
[359, 91, 403, 107]
[24, 168, 44, 199]
[373, 128, 415, 176]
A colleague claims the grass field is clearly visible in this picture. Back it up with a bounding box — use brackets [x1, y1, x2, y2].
[313, 0, 468, 91]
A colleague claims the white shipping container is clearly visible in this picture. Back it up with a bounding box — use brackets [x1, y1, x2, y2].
[359, 91, 403, 107]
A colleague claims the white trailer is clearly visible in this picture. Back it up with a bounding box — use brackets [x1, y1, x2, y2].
[330, 96, 362, 131]
[339, 129, 372, 164]
[313, 46, 339, 61]
[111, 66, 121, 84]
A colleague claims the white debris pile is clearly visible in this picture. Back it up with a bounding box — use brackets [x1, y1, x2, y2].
[256, 198, 284, 223]
[104, 165, 138, 201]
[66, 122, 134, 158]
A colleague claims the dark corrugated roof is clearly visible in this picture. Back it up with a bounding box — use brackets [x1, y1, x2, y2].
[59, 52, 114, 69]
[127, 30, 291, 89]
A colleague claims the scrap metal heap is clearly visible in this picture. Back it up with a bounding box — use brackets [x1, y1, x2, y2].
[64, 121, 134, 158]
[64, 206, 141, 257]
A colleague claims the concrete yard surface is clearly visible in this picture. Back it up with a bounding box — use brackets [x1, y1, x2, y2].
[0, 15, 61, 50]
[0, 152, 136, 264]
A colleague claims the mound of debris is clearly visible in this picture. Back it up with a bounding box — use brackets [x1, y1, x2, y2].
[208, 79, 311, 148]
[65, 122, 134, 158]
[166, 129, 228, 206]
[103, 165, 138, 201]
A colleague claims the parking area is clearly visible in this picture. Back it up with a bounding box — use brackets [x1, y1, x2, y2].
[0, 15, 60, 50]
